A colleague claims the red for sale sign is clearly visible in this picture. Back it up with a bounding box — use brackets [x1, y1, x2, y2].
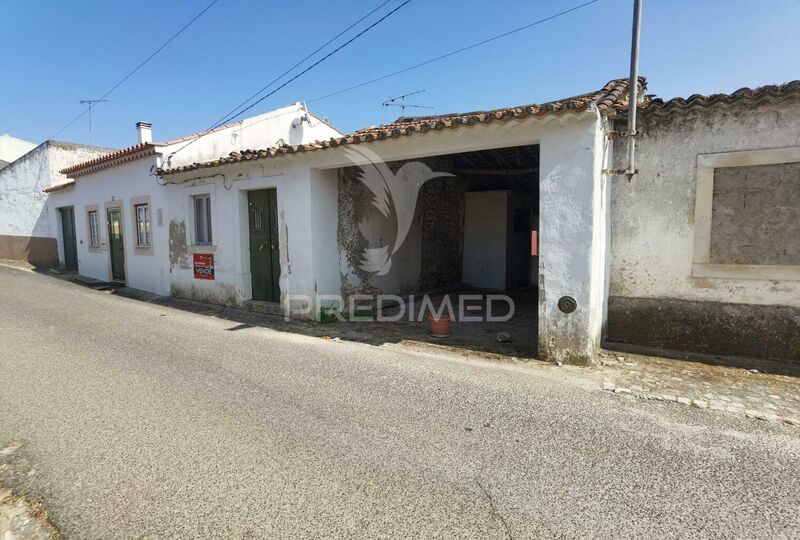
[193, 253, 215, 280]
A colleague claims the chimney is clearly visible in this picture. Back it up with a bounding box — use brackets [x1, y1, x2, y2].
[136, 122, 152, 144]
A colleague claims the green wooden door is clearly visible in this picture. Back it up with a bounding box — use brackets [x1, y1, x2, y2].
[107, 208, 125, 282]
[59, 207, 78, 271]
[248, 189, 280, 302]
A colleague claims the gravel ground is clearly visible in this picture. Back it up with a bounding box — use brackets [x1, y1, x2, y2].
[0, 264, 799, 539]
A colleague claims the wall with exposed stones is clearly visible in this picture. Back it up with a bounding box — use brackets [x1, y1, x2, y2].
[338, 156, 463, 301]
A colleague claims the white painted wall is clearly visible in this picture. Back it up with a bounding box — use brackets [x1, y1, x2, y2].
[538, 112, 607, 363]
[0, 141, 111, 239]
[463, 190, 508, 290]
[0, 134, 36, 165]
[609, 98, 800, 307]
[161, 104, 342, 171]
[47, 157, 171, 295]
[46, 105, 342, 298]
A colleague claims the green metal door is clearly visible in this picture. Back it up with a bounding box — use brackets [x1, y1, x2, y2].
[59, 207, 78, 271]
[107, 208, 125, 282]
[248, 189, 280, 302]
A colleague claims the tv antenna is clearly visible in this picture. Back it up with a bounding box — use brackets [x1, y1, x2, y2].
[78, 99, 108, 144]
[382, 89, 433, 116]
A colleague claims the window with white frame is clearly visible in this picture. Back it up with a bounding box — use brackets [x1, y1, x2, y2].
[193, 194, 213, 245]
[88, 210, 100, 247]
[134, 203, 151, 247]
[692, 146, 800, 281]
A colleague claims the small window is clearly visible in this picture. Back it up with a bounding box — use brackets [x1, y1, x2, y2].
[194, 195, 213, 245]
[135, 203, 151, 247]
[88, 210, 99, 247]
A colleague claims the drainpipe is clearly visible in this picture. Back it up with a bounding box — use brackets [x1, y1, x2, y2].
[626, 0, 643, 181]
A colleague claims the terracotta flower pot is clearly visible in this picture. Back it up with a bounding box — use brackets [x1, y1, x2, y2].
[429, 315, 451, 338]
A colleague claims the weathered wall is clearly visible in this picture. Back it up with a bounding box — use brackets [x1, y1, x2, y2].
[164, 162, 322, 313]
[338, 156, 463, 300]
[418, 175, 464, 290]
[608, 96, 800, 359]
[710, 162, 800, 265]
[164, 111, 609, 363]
[0, 141, 111, 266]
[538, 114, 608, 365]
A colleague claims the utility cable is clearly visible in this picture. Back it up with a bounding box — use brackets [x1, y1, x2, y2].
[47, 0, 221, 141]
[191, 0, 396, 144]
[168, 0, 411, 159]
[308, 0, 600, 104]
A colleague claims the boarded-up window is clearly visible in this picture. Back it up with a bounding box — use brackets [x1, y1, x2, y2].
[710, 162, 800, 265]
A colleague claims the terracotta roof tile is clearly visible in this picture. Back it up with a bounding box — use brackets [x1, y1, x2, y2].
[61, 142, 161, 177]
[158, 78, 642, 176]
[644, 80, 800, 114]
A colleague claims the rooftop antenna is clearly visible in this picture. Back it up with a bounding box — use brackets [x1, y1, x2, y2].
[382, 89, 433, 117]
[78, 99, 108, 144]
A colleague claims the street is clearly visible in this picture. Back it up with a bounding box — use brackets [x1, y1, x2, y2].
[0, 265, 798, 539]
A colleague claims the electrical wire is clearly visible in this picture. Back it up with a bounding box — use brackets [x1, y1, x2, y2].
[188, 0, 396, 145]
[172, 0, 601, 149]
[47, 0, 221, 142]
[308, 0, 600, 104]
[168, 0, 411, 159]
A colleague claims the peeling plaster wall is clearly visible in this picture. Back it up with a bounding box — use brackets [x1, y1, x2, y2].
[164, 162, 321, 313]
[163, 113, 609, 362]
[337, 156, 462, 300]
[538, 114, 607, 365]
[608, 97, 800, 359]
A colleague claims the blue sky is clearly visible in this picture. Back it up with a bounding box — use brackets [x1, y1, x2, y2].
[2, 0, 799, 148]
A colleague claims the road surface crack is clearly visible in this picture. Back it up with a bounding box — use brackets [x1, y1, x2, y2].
[476, 479, 513, 539]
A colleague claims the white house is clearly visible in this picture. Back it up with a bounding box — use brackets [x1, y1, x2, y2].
[47, 103, 341, 296]
[158, 79, 635, 364]
[157, 77, 800, 366]
[0, 139, 112, 266]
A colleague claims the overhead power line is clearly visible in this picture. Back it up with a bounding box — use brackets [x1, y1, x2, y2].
[169, 0, 411, 158]
[195, 0, 396, 141]
[47, 0, 221, 142]
[308, 0, 600, 104]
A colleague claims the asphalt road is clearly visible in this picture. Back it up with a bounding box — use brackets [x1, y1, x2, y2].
[0, 265, 798, 539]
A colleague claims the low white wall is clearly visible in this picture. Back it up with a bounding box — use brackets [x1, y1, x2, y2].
[463, 191, 507, 290]
[47, 157, 171, 295]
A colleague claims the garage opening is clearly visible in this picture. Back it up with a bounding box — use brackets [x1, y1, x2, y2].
[337, 143, 540, 357]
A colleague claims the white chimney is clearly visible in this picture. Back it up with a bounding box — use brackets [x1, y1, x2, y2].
[136, 121, 152, 144]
